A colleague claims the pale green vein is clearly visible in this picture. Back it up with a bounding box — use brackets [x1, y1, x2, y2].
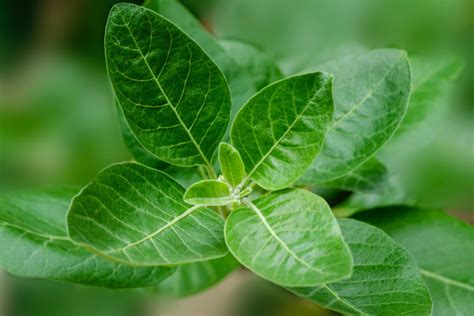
[420, 269, 474, 291]
[322, 285, 368, 315]
[106, 204, 202, 254]
[121, 15, 216, 177]
[242, 198, 323, 274]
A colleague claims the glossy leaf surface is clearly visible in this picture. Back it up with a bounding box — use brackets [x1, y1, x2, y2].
[184, 179, 234, 206]
[231, 72, 334, 190]
[156, 254, 240, 297]
[225, 189, 352, 287]
[290, 219, 432, 315]
[358, 207, 474, 316]
[106, 3, 230, 167]
[0, 188, 174, 288]
[218, 143, 245, 188]
[67, 163, 227, 266]
[304, 49, 411, 182]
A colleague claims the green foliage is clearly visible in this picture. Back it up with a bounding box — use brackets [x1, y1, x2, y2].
[0, 188, 174, 288]
[231, 72, 333, 190]
[290, 219, 432, 315]
[225, 189, 352, 287]
[0, 2, 468, 315]
[358, 207, 474, 315]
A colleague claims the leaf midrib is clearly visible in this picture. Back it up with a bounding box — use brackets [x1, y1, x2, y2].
[420, 269, 474, 291]
[239, 81, 327, 187]
[120, 14, 214, 172]
[243, 199, 324, 274]
[106, 204, 202, 254]
[328, 53, 404, 131]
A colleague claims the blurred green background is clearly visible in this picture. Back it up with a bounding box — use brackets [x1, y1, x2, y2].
[0, 0, 472, 315]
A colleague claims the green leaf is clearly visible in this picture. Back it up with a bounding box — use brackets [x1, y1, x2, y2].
[219, 39, 283, 90]
[303, 49, 411, 183]
[144, 0, 256, 117]
[357, 207, 474, 316]
[156, 254, 240, 297]
[67, 162, 227, 266]
[106, 3, 230, 168]
[290, 219, 432, 315]
[306, 158, 388, 193]
[225, 189, 352, 287]
[0, 188, 174, 288]
[184, 179, 234, 206]
[116, 104, 168, 169]
[231, 72, 334, 190]
[395, 56, 462, 135]
[218, 142, 245, 188]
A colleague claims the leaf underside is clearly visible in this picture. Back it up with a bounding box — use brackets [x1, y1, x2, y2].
[184, 179, 234, 206]
[67, 163, 227, 266]
[0, 188, 174, 288]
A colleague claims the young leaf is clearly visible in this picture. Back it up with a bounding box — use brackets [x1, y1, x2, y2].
[225, 189, 352, 287]
[0, 188, 174, 288]
[231, 72, 334, 190]
[106, 3, 230, 168]
[301, 158, 388, 194]
[303, 49, 411, 183]
[156, 254, 240, 297]
[184, 179, 234, 206]
[145, 0, 256, 116]
[357, 207, 474, 316]
[67, 163, 227, 266]
[290, 219, 432, 315]
[219, 142, 245, 188]
[219, 39, 283, 90]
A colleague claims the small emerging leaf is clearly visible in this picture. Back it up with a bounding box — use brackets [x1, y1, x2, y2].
[67, 163, 227, 266]
[290, 219, 432, 315]
[219, 143, 245, 188]
[231, 72, 334, 190]
[358, 207, 474, 316]
[0, 188, 174, 288]
[184, 179, 234, 206]
[106, 3, 230, 167]
[225, 189, 352, 287]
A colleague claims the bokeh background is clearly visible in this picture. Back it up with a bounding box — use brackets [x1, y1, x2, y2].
[0, 0, 472, 315]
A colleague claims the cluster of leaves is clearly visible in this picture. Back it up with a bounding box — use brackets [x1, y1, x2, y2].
[0, 1, 471, 315]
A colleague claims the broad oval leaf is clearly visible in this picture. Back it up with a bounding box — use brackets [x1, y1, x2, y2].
[225, 189, 352, 287]
[67, 163, 227, 266]
[184, 179, 234, 206]
[219, 142, 245, 188]
[231, 72, 334, 190]
[0, 188, 174, 288]
[301, 158, 388, 194]
[106, 3, 231, 167]
[303, 49, 411, 183]
[156, 254, 240, 297]
[290, 219, 432, 315]
[358, 207, 474, 316]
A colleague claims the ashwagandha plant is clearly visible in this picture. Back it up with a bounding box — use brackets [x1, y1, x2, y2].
[1, 1, 472, 315]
